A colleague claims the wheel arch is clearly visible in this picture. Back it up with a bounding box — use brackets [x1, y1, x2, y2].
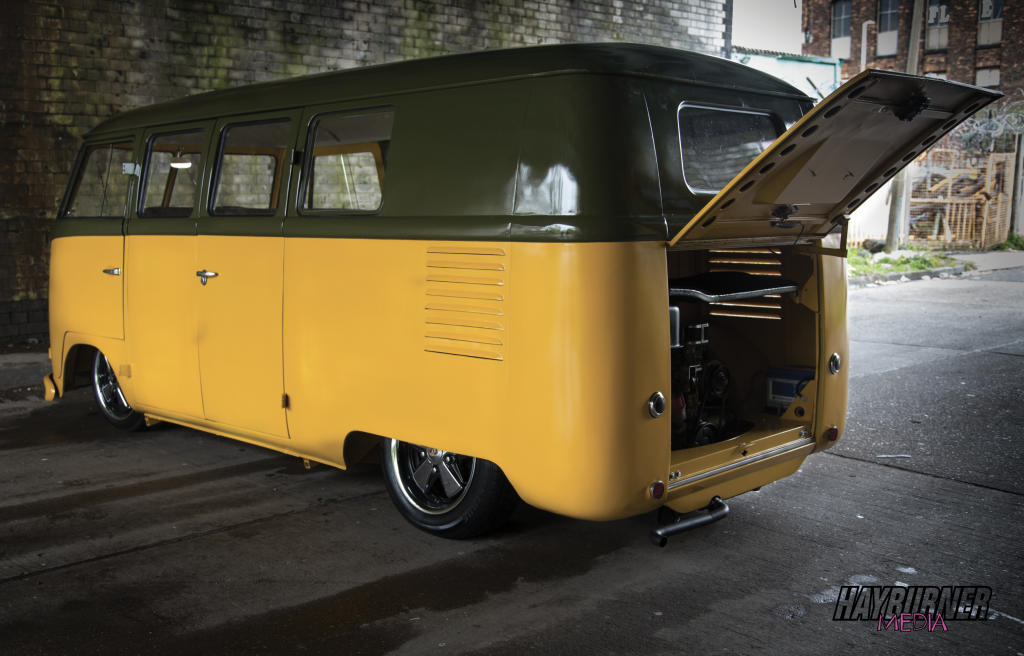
[341, 430, 384, 467]
[60, 342, 98, 394]
[54, 333, 136, 406]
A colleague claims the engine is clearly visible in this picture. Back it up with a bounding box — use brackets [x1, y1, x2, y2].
[669, 320, 752, 450]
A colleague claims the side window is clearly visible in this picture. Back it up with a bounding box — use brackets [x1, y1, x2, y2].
[978, 0, 1002, 46]
[303, 110, 393, 213]
[830, 0, 852, 59]
[64, 141, 134, 218]
[212, 119, 292, 216]
[141, 129, 205, 218]
[877, 0, 899, 57]
[678, 106, 780, 195]
[926, 0, 949, 50]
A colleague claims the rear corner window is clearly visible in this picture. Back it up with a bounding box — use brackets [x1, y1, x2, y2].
[212, 119, 292, 216]
[678, 106, 780, 194]
[303, 110, 393, 213]
[64, 141, 134, 218]
[141, 129, 205, 218]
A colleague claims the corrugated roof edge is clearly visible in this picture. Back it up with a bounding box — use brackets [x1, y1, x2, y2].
[732, 45, 842, 64]
[88, 43, 810, 137]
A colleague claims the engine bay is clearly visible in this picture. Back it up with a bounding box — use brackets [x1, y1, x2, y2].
[666, 247, 819, 452]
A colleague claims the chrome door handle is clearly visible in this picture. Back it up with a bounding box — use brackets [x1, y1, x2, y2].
[196, 270, 218, 285]
[102, 268, 121, 276]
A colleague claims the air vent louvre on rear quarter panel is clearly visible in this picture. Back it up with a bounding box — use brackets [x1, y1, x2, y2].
[424, 245, 508, 360]
[707, 249, 783, 320]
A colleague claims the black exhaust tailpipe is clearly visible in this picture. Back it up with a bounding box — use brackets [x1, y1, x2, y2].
[649, 496, 729, 547]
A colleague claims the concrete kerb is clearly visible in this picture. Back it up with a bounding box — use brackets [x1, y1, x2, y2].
[848, 263, 967, 287]
[0, 353, 52, 390]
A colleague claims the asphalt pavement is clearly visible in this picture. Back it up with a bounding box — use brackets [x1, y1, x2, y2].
[0, 270, 1022, 655]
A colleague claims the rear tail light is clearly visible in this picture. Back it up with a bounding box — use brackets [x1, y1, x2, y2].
[826, 426, 839, 441]
[650, 481, 665, 500]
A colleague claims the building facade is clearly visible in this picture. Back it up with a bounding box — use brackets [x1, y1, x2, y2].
[801, 0, 1020, 91]
[0, 0, 734, 344]
[803, 1, 1022, 249]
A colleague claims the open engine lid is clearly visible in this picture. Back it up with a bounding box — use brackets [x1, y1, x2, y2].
[668, 70, 1002, 248]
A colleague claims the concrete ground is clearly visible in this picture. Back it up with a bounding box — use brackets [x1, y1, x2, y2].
[1, 272, 1022, 655]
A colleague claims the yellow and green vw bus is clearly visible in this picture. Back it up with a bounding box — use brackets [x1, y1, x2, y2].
[45, 44, 1000, 541]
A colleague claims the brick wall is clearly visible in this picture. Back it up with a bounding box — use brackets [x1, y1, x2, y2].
[801, 0, 1021, 92]
[0, 299, 47, 343]
[0, 0, 733, 344]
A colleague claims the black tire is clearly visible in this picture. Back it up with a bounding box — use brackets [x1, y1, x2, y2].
[380, 437, 519, 539]
[92, 350, 146, 431]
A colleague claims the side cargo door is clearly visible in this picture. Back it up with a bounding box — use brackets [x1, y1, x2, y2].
[125, 122, 213, 419]
[195, 111, 301, 440]
[49, 138, 136, 371]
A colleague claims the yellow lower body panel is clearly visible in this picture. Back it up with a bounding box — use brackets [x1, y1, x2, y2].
[666, 435, 814, 514]
[280, 238, 670, 521]
[45, 235, 846, 526]
[505, 241, 671, 521]
[813, 252, 850, 451]
[142, 410, 344, 469]
[125, 235, 203, 419]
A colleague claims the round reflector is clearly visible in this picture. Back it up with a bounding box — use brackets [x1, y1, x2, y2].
[826, 426, 839, 441]
[650, 481, 665, 500]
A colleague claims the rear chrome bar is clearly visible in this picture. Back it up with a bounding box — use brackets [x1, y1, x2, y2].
[668, 436, 815, 491]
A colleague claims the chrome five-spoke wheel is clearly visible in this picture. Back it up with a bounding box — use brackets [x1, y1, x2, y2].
[92, 350, 145, 431]
[380, 437, 519, 539]
[391, 440, 476, 514]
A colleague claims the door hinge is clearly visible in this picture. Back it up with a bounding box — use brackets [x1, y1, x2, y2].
[794, 215, 850, 258]
[281, 393, 290, 409]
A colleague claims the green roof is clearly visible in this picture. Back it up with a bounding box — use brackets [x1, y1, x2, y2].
[89, 43, 810, 137]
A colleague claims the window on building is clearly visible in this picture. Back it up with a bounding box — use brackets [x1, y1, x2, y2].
[678, 106, 781, 194]
[978, 0, 1003, 46]
[975, 67, 1000, 88]
[877, 0, 899, 56]
[211, 119, 292, 216]
[925, 0, 949, 50]
[64, 141, 134, 218]
[303, 111, 393, 213]
[831, 0, 852, 59]
[141, 130, 206, 218]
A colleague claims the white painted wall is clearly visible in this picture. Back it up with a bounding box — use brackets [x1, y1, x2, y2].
[732, 0, 804, 55]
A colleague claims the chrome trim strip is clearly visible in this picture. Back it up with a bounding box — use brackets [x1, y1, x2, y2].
[668, 436, 815, 490]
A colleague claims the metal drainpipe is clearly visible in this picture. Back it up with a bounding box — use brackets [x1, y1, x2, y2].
[1012, 133, 1024, 235]
[861, 20, 875, 72]
[885, 0, 926, 253]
